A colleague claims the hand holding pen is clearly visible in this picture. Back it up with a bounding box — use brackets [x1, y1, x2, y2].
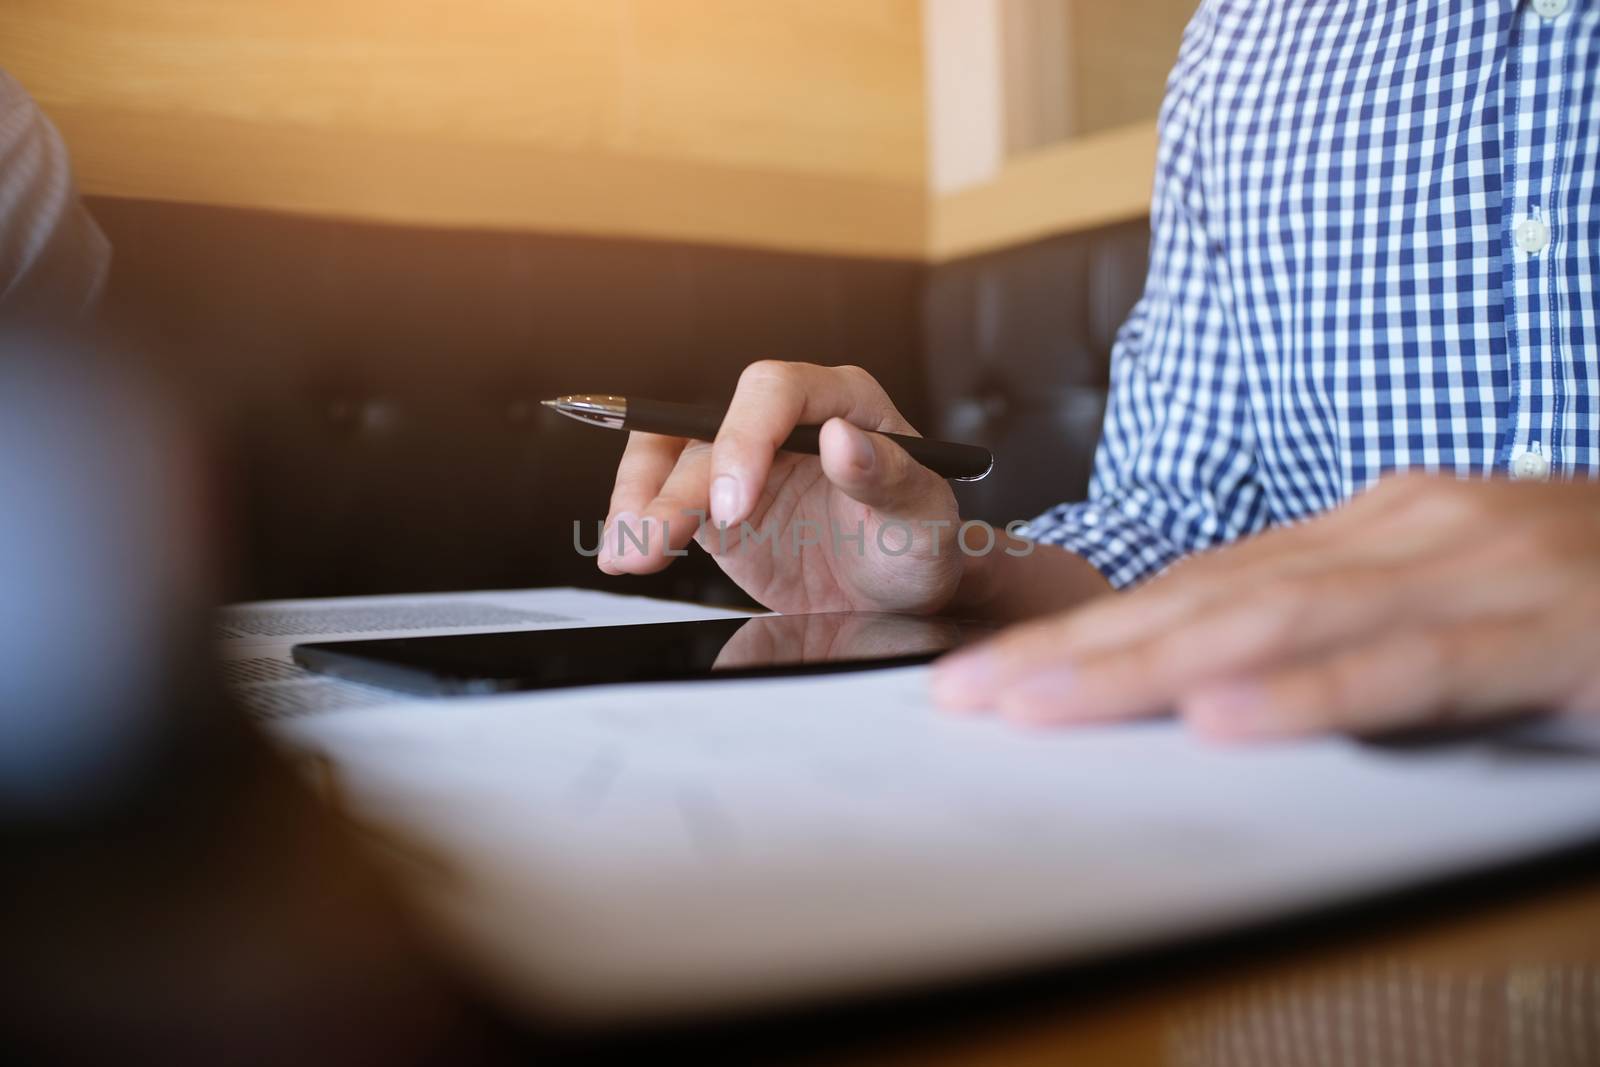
[550, 362, 979, 616]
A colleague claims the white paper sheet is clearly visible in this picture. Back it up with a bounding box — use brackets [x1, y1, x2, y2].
[248, 598, 1600, 1021]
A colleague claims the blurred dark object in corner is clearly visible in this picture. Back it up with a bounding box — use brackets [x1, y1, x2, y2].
[0, 328, 513, 1065]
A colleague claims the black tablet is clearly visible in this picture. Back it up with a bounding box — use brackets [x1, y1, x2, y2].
[292, 611, 999, 696]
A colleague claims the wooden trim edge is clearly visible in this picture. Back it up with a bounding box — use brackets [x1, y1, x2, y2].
[53, 105, 928, 262]
[928, 120, 1157, 262]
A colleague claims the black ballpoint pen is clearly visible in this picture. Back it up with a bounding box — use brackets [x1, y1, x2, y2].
[542, 394, 994, 482]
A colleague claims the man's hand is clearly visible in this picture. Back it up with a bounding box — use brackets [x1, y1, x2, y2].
[931, 474, 1600, 740]
[598, 361, 965, 614]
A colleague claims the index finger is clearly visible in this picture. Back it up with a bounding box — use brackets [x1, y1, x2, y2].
[708, 361, 903, 527]
[607, 430, 687, 522]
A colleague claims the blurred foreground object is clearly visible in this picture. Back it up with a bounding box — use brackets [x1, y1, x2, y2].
[0, 336, 203, 822]
[0, 331, 506, 1064]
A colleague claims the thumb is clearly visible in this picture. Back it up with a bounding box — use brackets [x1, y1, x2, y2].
[818, 417, 945, 516]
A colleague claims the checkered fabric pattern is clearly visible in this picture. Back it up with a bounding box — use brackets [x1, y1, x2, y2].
[1026, 0, 1599, 588]
[0, 70, 110, 318]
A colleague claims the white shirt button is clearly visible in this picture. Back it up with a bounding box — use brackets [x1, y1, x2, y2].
[1533, 0, 1568, 19]
[1511, 450, 1551, 481]
[1515, 217, 1550, 255]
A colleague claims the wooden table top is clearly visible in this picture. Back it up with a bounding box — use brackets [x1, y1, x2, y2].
[782, 855, 1600, 1067]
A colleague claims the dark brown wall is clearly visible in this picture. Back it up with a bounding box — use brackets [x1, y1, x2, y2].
[90, 197, 1149, 605]
[924, 219, 1149, 527]
[92, 198, 925, 605]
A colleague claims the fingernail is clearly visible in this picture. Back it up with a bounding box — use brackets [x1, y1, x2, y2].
[994, 667, 1079, 722]
[841, 422, 875, 473]
[710, 475, 743, 526]
[1184, 682, 1272, 740]
[929, 647, 998, 708]
[597, 515, 617, 568]
[606, 510, 641, 564]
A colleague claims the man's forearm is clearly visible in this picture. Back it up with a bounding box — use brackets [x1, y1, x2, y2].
[949, 540, 1112, 623]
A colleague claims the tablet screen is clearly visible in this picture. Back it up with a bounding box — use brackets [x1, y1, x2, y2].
[292, 611, 998, 696]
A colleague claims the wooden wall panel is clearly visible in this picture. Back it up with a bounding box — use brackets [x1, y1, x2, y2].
[1066, 0, 1194, 137]
[0, 0, 927, 257]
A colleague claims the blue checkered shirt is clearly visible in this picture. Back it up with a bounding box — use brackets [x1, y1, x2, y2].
[1025, 0, 1599, 588]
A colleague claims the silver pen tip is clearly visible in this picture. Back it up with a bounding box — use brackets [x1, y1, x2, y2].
[541, 394, 626, 430]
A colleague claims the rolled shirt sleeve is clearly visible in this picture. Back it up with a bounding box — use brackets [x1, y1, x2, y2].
[1022, 1, 1266, 590]
[0, 69, 111, 320]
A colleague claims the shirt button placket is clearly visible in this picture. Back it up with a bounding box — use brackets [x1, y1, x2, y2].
[1515, 215, 1550, 255]
[1511, 443, 1552, 481]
